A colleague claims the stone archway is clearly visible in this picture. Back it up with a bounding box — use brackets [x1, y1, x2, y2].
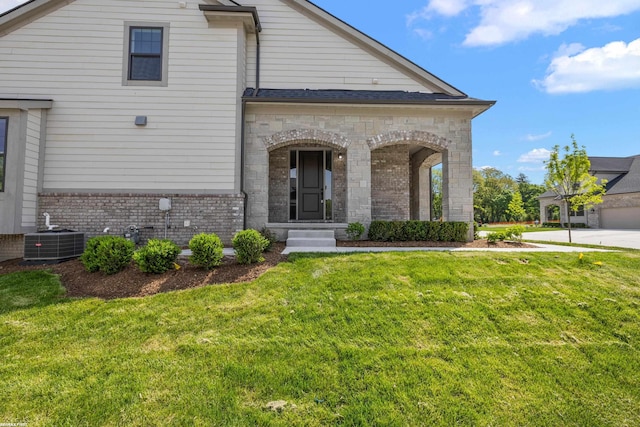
[367, 130, 450, 152]
[367, 131, 449, 221]
[262, 129, 349, 223]
[263, 129, 350, 152]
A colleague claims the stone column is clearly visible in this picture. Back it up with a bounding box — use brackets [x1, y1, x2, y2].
[347, 140, 371, 226]
[442, 123, 473, 241]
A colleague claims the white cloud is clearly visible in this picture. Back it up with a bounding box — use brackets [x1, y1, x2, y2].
[0, 0, 25, 13]
[518, 148, 551, 163]
[412, 28, 434, 41]
[410, 0, 640, 47]
[523, 131, 552, 142]
[518, 165, 546, 172]
[533, 38, 640, 93]
[493, 150, 502, 156]
[427, 0, 470, 17]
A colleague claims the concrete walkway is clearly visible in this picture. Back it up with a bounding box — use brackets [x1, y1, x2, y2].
[520, 229, 640, 249]
[281, 242, 612, 254]
[181, 229, 640, 256]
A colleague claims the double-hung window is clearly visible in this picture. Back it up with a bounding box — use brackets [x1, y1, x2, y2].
[0, 117, 7, 192]
[123, 23, 169, 86]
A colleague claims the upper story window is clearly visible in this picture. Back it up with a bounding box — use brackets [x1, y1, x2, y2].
[130, 27, 163, 80]
[0, 117, 7, 192]
[123, 22, 169, 87]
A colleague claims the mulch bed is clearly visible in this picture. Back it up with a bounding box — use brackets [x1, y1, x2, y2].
[0, 240, 535, 300]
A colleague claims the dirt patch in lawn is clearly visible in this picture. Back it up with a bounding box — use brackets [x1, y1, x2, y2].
[0, 240, 536, 299]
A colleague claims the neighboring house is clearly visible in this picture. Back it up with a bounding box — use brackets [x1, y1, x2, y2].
[0, 0, 494, 260]
[539, 155, 640, 229]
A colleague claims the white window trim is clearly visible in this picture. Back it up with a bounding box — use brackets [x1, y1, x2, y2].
[122, 21, 170, 87]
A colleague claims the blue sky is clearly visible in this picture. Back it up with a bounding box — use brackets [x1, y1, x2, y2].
[2, 0, 639, 184]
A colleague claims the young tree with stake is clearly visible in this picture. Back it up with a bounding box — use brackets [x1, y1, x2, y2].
[544, 135, 606, 242]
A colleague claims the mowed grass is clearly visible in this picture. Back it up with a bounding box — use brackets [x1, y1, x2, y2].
[1, 251, 639, 426]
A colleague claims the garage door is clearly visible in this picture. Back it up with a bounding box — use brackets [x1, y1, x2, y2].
[600, 207, 640, 229]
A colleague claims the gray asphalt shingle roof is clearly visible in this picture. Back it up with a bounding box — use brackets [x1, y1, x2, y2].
[539, 154, 640, 198]
[242, 88, 471, 102]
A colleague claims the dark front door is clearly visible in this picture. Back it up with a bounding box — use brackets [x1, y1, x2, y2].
[298, 151, 324, 220]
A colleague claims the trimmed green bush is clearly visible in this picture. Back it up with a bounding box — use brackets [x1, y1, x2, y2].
[233, 229, 269, 264]
[188, 233, 224, 270]
[259, 227, 278, 252]
[367, 220, 469, 242]
[133, 239, 181, 274]
[486, 231, 506, 244]
[542, 222, 589, 229]
[80, 236, 134, 275]
[505, 225, 526, 242]
[345, 222, 365, 240]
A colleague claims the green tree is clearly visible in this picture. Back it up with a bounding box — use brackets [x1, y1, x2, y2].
[515, 173, 546, 220]
[431, 168, 443, 220]
[544, 135, 607, 242]
[473, 168, 517, 223]
[506, 191, 526, 222]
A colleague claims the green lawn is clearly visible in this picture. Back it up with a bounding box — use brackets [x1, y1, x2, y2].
[1, 251, 639, 426]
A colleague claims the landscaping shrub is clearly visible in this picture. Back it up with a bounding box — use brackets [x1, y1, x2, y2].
[487, 231, 506, 244]
[188, 233, 224, 270]
[367, 220, 468, 242]
[473, 221, 480, 240]
[542, 222, 589, 229]
[233, 229, 269, 264]
[542, 222, 561, 228]
[345, 222, 365, 240]
[259, 227, 278, 252]
[368, 221, 390, 241]
[80, 236, 134, 275]
[133, 239, 181, 274]
[505, 225, 526, 242]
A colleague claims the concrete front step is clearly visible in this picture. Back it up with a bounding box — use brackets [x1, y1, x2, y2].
[287, 230, 336, 239]
[286, 230, 336, 247]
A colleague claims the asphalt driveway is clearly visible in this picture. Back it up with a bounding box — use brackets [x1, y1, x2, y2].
[522, 229, 640, 249]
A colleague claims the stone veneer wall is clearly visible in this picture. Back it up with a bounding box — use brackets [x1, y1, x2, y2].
[590, 192, 640, 228]
[269, 148, 290, 223]
[0, 234, 24, 261]
[371, 146, 410, 220]
[244, 105, 474, 240]
[38, 193, 244, 245]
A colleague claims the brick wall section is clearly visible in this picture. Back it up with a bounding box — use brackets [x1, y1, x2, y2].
[371, 146, 410, 220]
[38, 193, 245, 245]
[0, 234, 24, 261]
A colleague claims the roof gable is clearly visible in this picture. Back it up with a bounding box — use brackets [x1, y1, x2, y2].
[282, 0, 465, 96]
[0, 0, 74, 36]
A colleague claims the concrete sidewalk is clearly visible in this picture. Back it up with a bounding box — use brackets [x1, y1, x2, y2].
[519, 229, 640, 250]
[281, 243, 613, 255]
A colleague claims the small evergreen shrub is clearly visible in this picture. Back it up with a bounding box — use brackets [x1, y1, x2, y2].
[188, 233, 224, 270]
[505, 225, 526, 242]
[259, 227, 278, 252]
[133, 239, 181, 274]
[233, 229, 269, 264]
[345, 222, 365, 240]
[473, 221, 480, 240]
[542, 222, 561, 228]
[486, 231, 506, 244]
[80, 236, 134, 275]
